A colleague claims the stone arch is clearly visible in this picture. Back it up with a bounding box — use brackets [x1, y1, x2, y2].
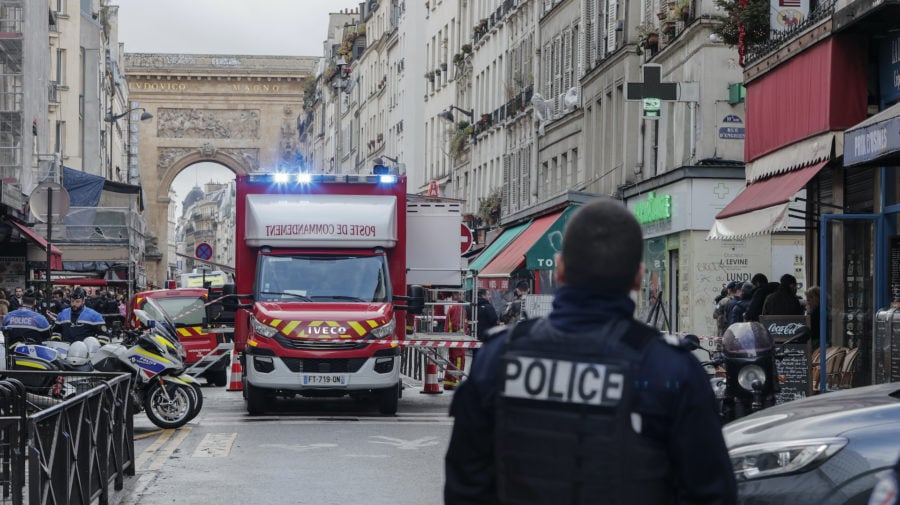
[156, 149, 250, 204]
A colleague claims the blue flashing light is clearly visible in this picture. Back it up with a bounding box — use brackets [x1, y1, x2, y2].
[272, 173, 291, 184]
[379, 174, 397, 184]
[296, 173, 313, 184]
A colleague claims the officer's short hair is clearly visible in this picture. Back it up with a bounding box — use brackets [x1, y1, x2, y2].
[562, 199, 643, 293]
[22, 289, 36, 306]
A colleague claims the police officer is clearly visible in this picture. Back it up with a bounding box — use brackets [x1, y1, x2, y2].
[444, 199, 737, 505]
[2, 289, 51, 346]
[54, 288, 108, 343]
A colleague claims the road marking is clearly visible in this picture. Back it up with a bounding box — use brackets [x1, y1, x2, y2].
[368, 436, 440, 450]
[193, 433, 237, 458]
[136, 427, 192, 471]
[259, 442, 338, 453]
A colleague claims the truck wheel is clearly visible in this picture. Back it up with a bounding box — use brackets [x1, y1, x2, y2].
[206, 370, 227, 387]
[376, 383, 400, 416]
[245, 382, 269, 415]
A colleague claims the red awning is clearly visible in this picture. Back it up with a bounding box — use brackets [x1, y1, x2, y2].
[7, 219, 63, 270]
[708, 161, 828, 239]
[478, 211, 563, 287]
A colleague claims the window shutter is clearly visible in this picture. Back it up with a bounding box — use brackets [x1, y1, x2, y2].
[520, 145, 530, 206]
[502, 154, 511, 213]
[606, 0, 617, 55]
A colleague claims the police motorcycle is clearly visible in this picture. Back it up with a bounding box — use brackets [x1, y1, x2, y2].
[90, 308, 202, 429]
[3, 335, 101, 408]
[686, 322, 809, 423]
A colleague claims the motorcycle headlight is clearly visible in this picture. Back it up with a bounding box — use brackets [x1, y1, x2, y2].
[730, 438, 847, 481]
[369, 318, 395, 339]
[737, 364, 766, 391]
[251, 316, 279, 339]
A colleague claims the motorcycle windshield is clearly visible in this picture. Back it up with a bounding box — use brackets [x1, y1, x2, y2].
[722, 322, 774, 357]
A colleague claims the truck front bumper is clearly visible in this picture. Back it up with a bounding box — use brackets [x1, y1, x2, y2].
[244, 354, 400, 391]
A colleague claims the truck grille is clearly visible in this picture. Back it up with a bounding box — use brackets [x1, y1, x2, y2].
[282, 358, 366, 373]
[274, 334, 368, 351]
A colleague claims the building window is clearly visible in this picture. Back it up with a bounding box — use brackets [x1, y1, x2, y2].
[55, 121, 65, 158]
[56, 48, 66, 85]
[56, 0, 66, 14]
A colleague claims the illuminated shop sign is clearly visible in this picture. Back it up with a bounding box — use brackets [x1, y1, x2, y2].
[633, 192, 672, 224]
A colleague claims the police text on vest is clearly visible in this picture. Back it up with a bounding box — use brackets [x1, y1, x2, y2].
[502, 356, 624, 406]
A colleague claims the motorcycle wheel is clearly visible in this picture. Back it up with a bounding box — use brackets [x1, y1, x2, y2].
[186, 381, 204, 421]
[144, 381, 194, 429]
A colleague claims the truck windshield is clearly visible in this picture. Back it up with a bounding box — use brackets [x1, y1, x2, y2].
[149, 297, 206, 327]
[256, 254, 391, 303]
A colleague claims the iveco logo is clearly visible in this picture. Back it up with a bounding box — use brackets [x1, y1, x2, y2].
[307, 326, 347, 335]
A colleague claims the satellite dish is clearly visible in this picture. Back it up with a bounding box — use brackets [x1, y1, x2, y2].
[564, 86, 581, 112]
[531, 93, 551, 136]
[28, 181, 70, 223]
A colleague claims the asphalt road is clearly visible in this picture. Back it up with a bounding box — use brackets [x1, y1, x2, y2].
[113, 380, 456, 505]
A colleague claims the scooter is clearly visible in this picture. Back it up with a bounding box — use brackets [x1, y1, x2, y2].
[686, 323, 809, 423]
[90, 310, 202, 429]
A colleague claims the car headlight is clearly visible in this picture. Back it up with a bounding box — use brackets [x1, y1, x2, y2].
[737, 364, 766, 391]
[730, 437, 847, 481]
[369, 318, 395, 339]
[251, 316, 279, 339]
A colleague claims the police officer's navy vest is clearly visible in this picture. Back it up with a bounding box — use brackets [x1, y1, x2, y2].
[2, 308, 51, 345]
[495, 317, 669, 505]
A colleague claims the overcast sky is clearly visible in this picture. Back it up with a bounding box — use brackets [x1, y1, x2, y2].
[115, 0, 360, 214]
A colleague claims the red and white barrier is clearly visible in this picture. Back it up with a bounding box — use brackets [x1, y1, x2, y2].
[226, 350, 243, 392]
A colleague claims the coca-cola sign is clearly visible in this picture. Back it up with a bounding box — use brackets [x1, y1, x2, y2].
[759, 316, 808, 342]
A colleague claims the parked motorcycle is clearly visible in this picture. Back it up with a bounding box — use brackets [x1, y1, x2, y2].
[686, 322, 809, 423]
[90, 309, 202, 429]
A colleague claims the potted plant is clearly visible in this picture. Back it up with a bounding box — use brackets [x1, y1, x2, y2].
[678, 0, 691, 20]
[636, 22, 659, 49]
[461, 43, 472, 54]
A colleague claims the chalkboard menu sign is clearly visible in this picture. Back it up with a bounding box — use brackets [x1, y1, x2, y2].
[760, 315, 812, 403]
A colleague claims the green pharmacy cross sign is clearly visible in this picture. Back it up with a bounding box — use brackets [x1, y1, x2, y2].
[633, 192, 672, 224]
[626, 64, 679, 120]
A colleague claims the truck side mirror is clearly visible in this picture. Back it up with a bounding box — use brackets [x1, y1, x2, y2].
[394, 285, 425, 314]
[206, 283, 243, 326]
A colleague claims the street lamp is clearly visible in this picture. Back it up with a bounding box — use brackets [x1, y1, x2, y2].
[437, 105, 474, 123]
[105, 107, 152, 181]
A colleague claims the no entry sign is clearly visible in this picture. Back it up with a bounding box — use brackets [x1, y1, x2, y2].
[460, 224, 473, 254]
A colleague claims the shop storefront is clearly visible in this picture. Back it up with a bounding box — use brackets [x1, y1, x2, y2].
[828, 100, 900, 386]
[626, 166, 805, 336]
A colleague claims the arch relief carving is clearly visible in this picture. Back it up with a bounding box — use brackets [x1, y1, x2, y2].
[157, 147, 259, 176]
[156, 108, 260, 139]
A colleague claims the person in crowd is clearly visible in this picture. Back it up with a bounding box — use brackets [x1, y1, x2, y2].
[2, 289, 51, 346]
[8, 286, 24, 311]
[762, 274, 805, 316]
[117, 294, 127, 316]
[714, 281, 740, 336]
[444, 198, 736, 505]
[47, 289, 68, 322]
[433, 291, 448, 332]
[54, 288, 108, 343]
[445, 292, 467, 334]
[0, 290, 8, 318]
[473, 288, 499, 341]
[744, 273, 779, 322]
[500, 280, 530, 324]
[805, 286, 823, 349]
[728, 282, 754, 325]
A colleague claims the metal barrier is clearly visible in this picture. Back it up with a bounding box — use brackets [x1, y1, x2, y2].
[0, 371, 134, 505]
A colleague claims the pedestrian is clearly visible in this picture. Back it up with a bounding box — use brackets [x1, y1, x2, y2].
[805, 286, 823, 349]
[744, 273, 779, 322]
[713, 281, 740, 336]
[54, 288, 108, 343]
[762, 274, 805, 316]
[728, 282, 754, 325]
[500, 280, 529, 324]
[444, 198, 737, 505]
[473, 288, 499, 341]
[0, 290, 8, 318]
[8, 286, 24, 311]
[47, 289, 68, 322]
[2, 289, 51, 346]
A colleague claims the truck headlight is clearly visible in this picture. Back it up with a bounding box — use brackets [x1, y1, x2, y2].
[730, 438, 847, 481]
[251, 316, 278, 339]
[369, 318, 395, 339]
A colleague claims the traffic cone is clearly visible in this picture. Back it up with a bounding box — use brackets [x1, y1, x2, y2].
[443, 348, 466, 390]
[421, 361, 443, 394]
[226, 350, 243, 392]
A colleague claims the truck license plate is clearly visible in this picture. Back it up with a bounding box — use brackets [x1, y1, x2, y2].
[302, 374, 348, 385]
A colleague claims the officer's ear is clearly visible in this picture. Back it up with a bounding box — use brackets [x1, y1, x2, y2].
[555, 253, 566, 285]
[632, 263, 644, 292]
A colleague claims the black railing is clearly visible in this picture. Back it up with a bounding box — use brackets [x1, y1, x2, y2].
[744, 0, 838, 65]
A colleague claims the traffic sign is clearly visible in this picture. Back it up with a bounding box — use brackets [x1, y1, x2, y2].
[195, 242, 213, 261]
[460, 224, 474, 254]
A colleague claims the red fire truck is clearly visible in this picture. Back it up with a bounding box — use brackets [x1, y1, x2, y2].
[211, 171, 461, 415]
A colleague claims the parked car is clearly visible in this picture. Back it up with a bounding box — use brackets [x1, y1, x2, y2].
[128, 288, 229, 386]
[724, 382, 900, 505]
